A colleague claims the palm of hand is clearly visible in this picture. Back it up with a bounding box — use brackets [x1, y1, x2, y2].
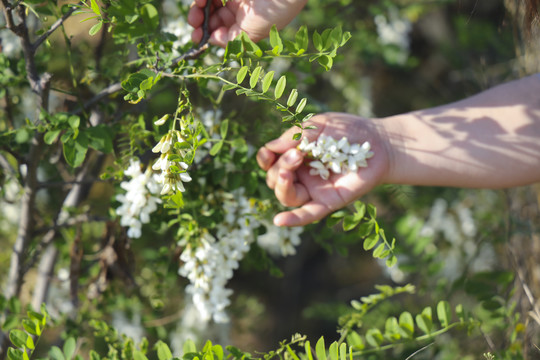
[258, 113, 390, 226]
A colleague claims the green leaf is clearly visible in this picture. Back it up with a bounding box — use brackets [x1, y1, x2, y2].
[367, 204, 377, 219]
[239, 32, 262, 56]
[385, 255, 397, 268]
[384, 317, 401, 340]
[330, 26, 342, 47]
[317, 55, 333, 71]
[302, 113, 315, 122]
[399, 312, 414, 338]
[86, 125, 113, 153]
[315, 337, 326, 360]
[90, 0, 101, 16]
[363, 234, 379, 250]
[89, 350, 100, 360]
[63, 135, 88, 168]
[88, 21, 102, 36]
[44, 129, 61, 144]
[220, 119, 229, 139]
[295, 26, 309, 52]
[269, 25, 283, 55]
[287, 89, 298, 107]
[236, 66, 248, 84]
[341, 32, 352, 46]
[437, 301, 451, 328]
[133, 350, 148, 360]
[155, 341, 173, 360]
[304, 341, 313, 360]
[365, 328, 383, 348]
[346, 332, 364, 350]
[7, 348, 24, 360]
[353, 201, 366, 219]
[339, 343, 347, 360]
[49, 346, 65, 360]
[212, 345, 224, 360]
[249, 66, 262, 89]
[313, 31, 323, 51]
[63, 338, 76, 360]
[292, 132, 302, 141]
[261, 71, 274, 94]
[295, 98, 307, 114]
[274, 75, 286, 99]
[68, 115, 80, 130]
[210, 141, 224, 156]
[140, 3, 159, 30]
[372, 243, 386, 258]
[416, 307, 433, 335]
[343, 215, 360, 231]
[328, 342, 338, 360]
[22, 320, 39, 336]
[9, 330, 28, 349]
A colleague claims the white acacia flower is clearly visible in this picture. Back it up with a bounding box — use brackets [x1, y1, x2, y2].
[115, 159, 162, 238]
[152, 133, 174, 154]
[178, 188, 304, 323]
[300, 135, 374, 180]
[158, 171, 192, 195]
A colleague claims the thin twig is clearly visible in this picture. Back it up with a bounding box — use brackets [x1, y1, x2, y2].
[32, 3, 81, 51]
[404, 342, 434, 360]
[73, 82, 123, 115]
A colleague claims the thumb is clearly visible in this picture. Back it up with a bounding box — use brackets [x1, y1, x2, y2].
[264, 129, 302, 154]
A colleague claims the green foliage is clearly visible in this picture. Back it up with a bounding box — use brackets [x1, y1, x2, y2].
[6, 306, 48, 360]
[328, 201, 397, 267]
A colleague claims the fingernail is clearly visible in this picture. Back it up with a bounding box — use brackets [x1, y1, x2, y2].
[273, 214, 286, 227]
[284, 150, 301, 166]
[258, 148, 270, 164]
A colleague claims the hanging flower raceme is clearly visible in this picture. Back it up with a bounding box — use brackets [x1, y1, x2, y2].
[115, 159, 162, 238]
[151, 130, 192, 195]
[298, 135, 374, 180]
[178, 188, 304, 323]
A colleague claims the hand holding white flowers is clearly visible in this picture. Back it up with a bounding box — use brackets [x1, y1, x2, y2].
[298, 135, 374, 180]
[256, 113, 389, 227]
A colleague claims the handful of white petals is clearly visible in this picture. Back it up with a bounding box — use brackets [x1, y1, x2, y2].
[298, 135, 374, 180]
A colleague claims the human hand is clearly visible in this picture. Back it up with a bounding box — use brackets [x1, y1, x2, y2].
[188, 0, 308, 47]
[257, 113, 391, 227]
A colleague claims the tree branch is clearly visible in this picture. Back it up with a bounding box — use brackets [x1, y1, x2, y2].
[169, 0, 212, 64]
[32, 3, 80, 52]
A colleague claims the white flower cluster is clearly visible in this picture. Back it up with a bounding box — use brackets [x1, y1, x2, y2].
[257, 222, 302, 257]
[374, 7, 412, 64]
[298, 135, 374, 180]
[152, 130, 193, 195]
[178, 188, 303, 323]
[116, 159, 162, 238]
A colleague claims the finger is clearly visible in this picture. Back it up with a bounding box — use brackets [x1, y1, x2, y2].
[256, 147, 276, 171]
[209, 26, 229, 47]
[275, 169, 310, 207]
[266, 148, 304, 189]
[273, 201, 334, 227]
[191, 27, 203, 43]
[215, 6, 236, 28]
[187, 6, 204, 27]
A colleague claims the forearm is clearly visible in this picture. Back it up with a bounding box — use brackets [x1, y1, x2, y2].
[382, 74, 540, 189]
